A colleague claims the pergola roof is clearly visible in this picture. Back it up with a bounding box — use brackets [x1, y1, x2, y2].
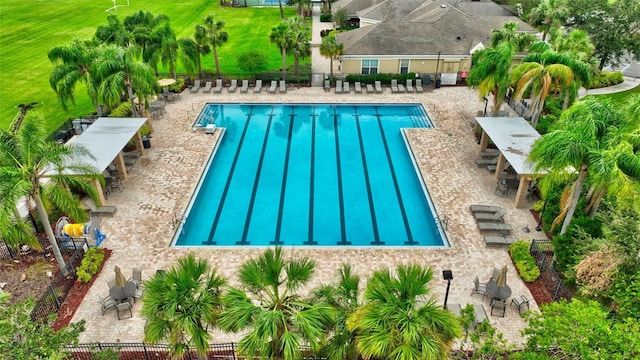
[67, 117, 147, 173]
[475, 117, 545, 176]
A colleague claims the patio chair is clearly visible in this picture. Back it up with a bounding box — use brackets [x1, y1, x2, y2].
[470, 276, 488, 298]
[415, 79, 424, 93]
[477, 222, 513, 235]
[132, 287, 144, 303]
[343, 81, 350, 93]
[253, 79, 262, 93]
[96, 295, 117, 315]
[202, 81, 213, 93]
[474, 209, 507, 223]
[213, 79, 223, 93]
[279, 80, 286, 93]
[240, 80, 249, 93]
[375, 81, 383, 93]
[268, 80, 277, 94]
[490, 267, 502, 281]
[469, 205, 503, 214]
[391, 79, 399, 93]
[366, 83, 374, 93]
[406, 79, 414, 93]
[484, 235, 516, 247]
[494, 179, 510, 197]
[323, 79, 330, 92]
[355, 81, 362, 93]
[129, 267, 143, 288]
[335, 80, 343, 94]
[228, 79, 238, 93]
[190, 80, 201, 93]
[106, 278, 116, 289]
[116, 302, 132, 320]
[490, 299, 507, 317]
[511, 295, 531, 314]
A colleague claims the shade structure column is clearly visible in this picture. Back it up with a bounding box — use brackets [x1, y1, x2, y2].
[93, 178, 107, 205]
[133, 130, 147, 155]
[514, 176, 531, 208]
[114, 153, 128, 180]
[478, 131, 489, 154]
[494, 153, 507, 180]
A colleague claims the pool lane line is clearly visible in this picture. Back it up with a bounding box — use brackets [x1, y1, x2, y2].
[272, 107, 296, 246]
[238, 109, 275, 245]
[354, 108, 382, 245]
[374, 107, 417, 246]
[304, 108, 319, 245]
[333, 106, 349, 246]
[202, 107, 254, 245]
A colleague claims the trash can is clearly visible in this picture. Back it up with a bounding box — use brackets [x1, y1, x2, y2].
[142, 136, 151, 149]
[422, 75, 432, 85]
[435, 79, 442, 89]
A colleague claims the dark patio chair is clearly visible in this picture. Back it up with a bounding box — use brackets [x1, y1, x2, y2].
[96, 295, 117, 316]
[470, 276, 488, 298]
[116, 302, 132, 320]
[511, 295, 531, 314]
[491, 299, 507, 317]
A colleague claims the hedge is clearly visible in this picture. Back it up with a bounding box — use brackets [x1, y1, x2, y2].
[345, 72, 418, 84]
[509, 240, 540, 282]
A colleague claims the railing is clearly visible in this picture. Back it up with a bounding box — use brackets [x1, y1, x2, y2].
[529, 239, 572, 302]
[1, 235, 60, 260]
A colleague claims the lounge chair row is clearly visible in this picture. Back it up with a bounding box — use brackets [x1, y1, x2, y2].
[391, 79, 425, 93]
[190, 80, 286, 94]
[324, 79, 425, 94]
[471, 204, 514, 235]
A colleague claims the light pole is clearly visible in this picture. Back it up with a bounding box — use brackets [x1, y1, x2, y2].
[442, 270, 453, 309]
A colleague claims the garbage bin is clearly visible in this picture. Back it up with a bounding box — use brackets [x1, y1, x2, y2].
[142, 136, 151, 149]
[435, 79, 442, 89]
[422, 75, 432, 86]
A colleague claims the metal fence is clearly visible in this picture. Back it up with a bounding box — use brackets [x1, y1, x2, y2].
[529, 239, 572, 302]
[30, 238, 88, 323]
[0, 235, 58, 260]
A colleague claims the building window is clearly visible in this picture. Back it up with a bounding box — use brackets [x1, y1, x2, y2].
[399, 59, 409, 74]
[361, 59, 378, 74]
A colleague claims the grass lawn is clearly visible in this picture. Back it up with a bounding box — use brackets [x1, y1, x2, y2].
[0, 0, 299, 132]
[588, 85, 640, 107]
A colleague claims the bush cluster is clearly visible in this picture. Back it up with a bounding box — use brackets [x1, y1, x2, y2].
[109, 102, 132, 117]
[589, 71, 624, 89]
[76, 247, 106, 283]
[509, 240, 540, 282]
[168, 77, 185, 92]
[345, 72, 418, 84]
[320, 14, 332, 22]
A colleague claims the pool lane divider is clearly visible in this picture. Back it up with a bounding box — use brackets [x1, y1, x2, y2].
[202, 108, 254, 245]
[271, 107, 296, 246]
[304, 109, 319, 245]
[333, 106, 349, 246]
[238, 109, 275, 245]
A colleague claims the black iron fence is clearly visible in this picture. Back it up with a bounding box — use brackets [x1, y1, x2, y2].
[529, 239, 572, 302]
[30, 238, 88, 323]
[1, 235, 57, 260]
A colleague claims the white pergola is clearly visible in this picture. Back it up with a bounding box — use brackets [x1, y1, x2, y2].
[476, 117, 545, 208]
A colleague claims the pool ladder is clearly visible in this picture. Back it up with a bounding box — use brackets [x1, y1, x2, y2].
[435, 213, 449, 231]
[171, 212, 186, 230]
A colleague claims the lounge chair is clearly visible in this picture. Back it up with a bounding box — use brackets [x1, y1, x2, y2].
[240, 80, 249, 93]
[391, 79, 399, 93]
[397, 81, 406, 93]
[447, 303, 462, 317]
[343, 81, 350, 93]
[406, 79, 414, 93]
[415, 79, 424, 93]
[323, 80, 330, 92]
[335, 80, 343, 94]
[476, 157, 498, 167]
[480, 150, 499, 158]
[469, 205, 503, 214]
[477, 222, 513, 235]
[228, 79, 238, 93]
[213, 79, 223, 93]
[84, 199, 117, 217]
[202, 81, 213, 93]
[190, 80, 201, 93]
[375, 81, 383, 93]
[268, 80, 277, 93]
[366, 83, 374, 93]
[279, 80, 286, 93]
[474, 209, 507, 223]
[355, 82, 362, 93]
[473, 304, 489, 328]
[253, 79, 262, 93]
[484, 235, 517, 246]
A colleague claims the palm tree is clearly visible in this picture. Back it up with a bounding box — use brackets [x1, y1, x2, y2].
[219, 247, 334, 360]
[178, 25, 211, 79]
[277, 0, 285, 19]
[94, 45, 157, 117]
[95, 14, 132, 47]
[489, 22, 536, 51]
[142, 254, 227, 360]
[270, 21, 294, 81]
[149, 23, 179, 78]
[313, 264, 360, 360]
[528, 0, 569, 41]
[347, 264, 461, 360]
[0, 114, 101, 275]
[467, 42, 515, 115]
[320, 35, 343, 79]
[48, 38, 103, 116]
[287, 17, 311, 80]
[550, 29, 595, 62]
[202, 15, 229, 78]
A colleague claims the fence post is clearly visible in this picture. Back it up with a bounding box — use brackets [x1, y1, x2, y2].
[552, 282, 562, 302]
[232, 342, 237, 360]
[143, 343, 150, 360]
[49, 285, 62, 309]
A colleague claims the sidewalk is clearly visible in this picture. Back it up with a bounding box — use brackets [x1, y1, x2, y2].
[578, 76, 640, 98]
[310, 5, 337, 86]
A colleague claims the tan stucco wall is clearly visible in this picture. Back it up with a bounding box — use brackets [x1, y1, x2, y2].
[340, 58, 472, 77]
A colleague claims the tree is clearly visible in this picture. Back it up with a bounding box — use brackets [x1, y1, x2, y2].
[333, 8, 348, 30]
[319, 35, 343, 79]
[202, 14, 228, 78]
[237, 50, 268, 75]
[0, 294, 85, 358]
[0, 114, 100, 275]
[141, 254, 227, 359]
[270, 21, 294, 81]
[95, 14, 132, 47]
[549, 29, 595, 62]
[521, 299, 640, 358]
[219, 247, 334, 360]
[467, 42, 515, 115]
[313, 264, 361, 360]
[347, 264, 461, 360]
[48, 38, 103, 116]
[149, 23, 179, 78]
[528, 0, 569, 41]
[488, 22, 536, 51]
[287, 17, 311, 80]
[178, 25, 211, 79]
[277, 0, 285, 19]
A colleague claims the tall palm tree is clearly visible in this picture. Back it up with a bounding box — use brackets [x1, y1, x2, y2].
[550, 29, 595, 62]
[277, 0, 285, 19]
[219, 247, 334, 360]
[489, 22, 536, 51]
[270, 21, 293, 81]
[467, 42, 515, 116]
[202, 15, 229, 78]
[48, 38, 103, 116]
[95, 14, 132, 47]
[149, 23, 179, 78]
[528, 0, 569, 41]
[142, 254, 227, 360]
[313, 264, 360, 360]
[347, 264, 461, 360]
[95, 45, 157, 117]
[287, 17, 311, 80]
[319, 35, 343, 79]
[0, 114, 101, 275]
[178, 25, 211, 79]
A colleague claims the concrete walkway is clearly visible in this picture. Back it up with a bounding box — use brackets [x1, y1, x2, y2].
[310, 5, 337, 86]
[578, 76, 640, 98]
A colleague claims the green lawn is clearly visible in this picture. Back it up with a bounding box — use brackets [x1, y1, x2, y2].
[588, 85, 640, 107]
[0, 0, 298, 132]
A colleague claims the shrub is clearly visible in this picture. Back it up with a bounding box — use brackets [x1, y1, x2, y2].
[320, 14, 332, 22]
[76, 247, 105, 283]
[588, 70, 624, 89]
[345, 72, 417, 84]
[509, 240, 540, 282]
[168, 77, 185, 92]
[109, 102, 132, 117]
[532, 200, 545, 212]
[237, 50, 268, 75]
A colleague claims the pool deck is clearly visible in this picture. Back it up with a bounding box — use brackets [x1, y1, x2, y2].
[73, 85, 541, 346]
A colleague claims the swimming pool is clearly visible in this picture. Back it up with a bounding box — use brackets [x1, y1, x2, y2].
[173, 103, 447, 247]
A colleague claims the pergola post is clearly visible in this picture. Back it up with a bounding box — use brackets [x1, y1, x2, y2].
[115, 153, 129, 180]
[134, 130, 147, 155]
[478, 131, 489, 154]
[514, 176, 531, 208]
[495, 154, 507, 180]
[93, 178, 107, 205]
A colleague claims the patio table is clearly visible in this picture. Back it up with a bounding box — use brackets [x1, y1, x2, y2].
[486, 280, 511, 301]
[109, 280, 137, 303]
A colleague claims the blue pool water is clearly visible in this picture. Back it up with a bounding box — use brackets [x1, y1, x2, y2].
[173, 103, 447, 247]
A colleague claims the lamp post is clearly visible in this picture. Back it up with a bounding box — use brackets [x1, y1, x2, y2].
[442, 270, 453, 309]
